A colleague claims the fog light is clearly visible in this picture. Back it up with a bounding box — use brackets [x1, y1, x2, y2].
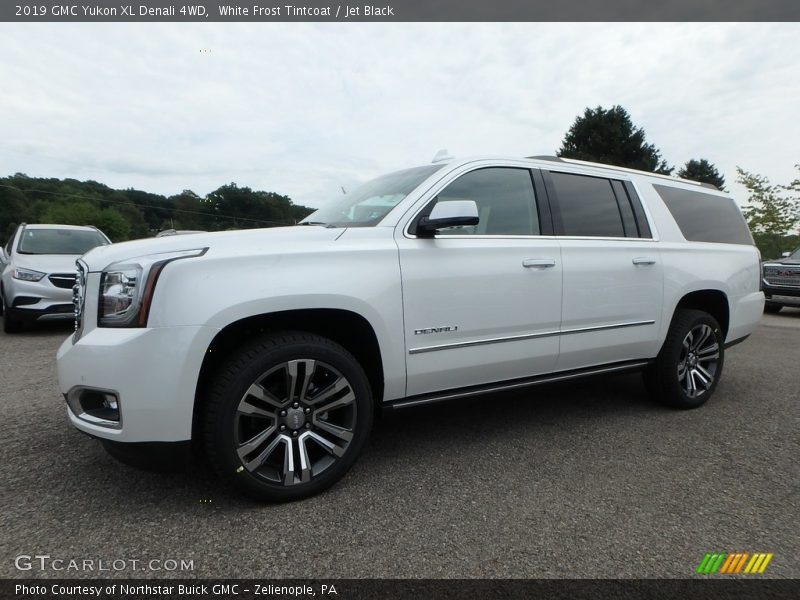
[66, 387, 122, 429]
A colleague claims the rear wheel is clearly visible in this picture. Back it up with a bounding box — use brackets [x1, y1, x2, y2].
[764, 301, 783, 314]
[643, 309, 724, 409]
[203, 332, 373, 502]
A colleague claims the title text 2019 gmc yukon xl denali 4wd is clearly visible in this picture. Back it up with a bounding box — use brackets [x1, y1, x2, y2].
[57, 156, 763, 501]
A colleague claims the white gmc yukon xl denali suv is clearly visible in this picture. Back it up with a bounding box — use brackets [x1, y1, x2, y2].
[57, 156, 764, 501]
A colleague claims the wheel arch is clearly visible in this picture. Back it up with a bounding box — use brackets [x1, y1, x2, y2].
[673, 289, 730, 339]
[192, 308, 385, 442]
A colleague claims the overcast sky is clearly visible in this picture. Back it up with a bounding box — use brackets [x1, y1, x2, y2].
[1, 23, 798, 208]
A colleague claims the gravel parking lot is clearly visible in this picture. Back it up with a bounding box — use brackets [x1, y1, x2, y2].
[1, 312, 798, 579]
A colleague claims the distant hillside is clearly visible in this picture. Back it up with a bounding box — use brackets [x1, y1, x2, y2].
[0, 173, 315, 242]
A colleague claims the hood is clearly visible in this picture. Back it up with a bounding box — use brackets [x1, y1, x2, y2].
[12, 253, 86, 274]
[80, 226, 345, 272]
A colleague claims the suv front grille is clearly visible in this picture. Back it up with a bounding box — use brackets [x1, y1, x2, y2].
[49, 273, 78, 289]
[763, 265, 800, 288]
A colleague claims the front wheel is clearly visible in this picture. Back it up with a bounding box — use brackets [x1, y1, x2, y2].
[2, 303, 24, 334]
[643, 309, 724, 409]
[202, 332, 373, 502]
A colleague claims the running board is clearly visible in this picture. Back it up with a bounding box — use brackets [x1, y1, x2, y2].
[387, 360, 651, 410]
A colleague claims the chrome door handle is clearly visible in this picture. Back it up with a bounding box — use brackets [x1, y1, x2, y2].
[632, 257, 657, 265]
[522, 258, 556, 269]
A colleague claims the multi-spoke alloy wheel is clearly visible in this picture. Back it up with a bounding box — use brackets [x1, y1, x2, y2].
[203, 332, 373, 502]
[677, 324, 720, 399]
[644, 309, 724, 409]
[235, 359, 357, 485]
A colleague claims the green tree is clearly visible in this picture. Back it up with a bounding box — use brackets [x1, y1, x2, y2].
[0, 181, 34, 243]
[737, 166, 799, 259]
[678, 159, 726, 190]
[205, 183, 304, 229]
[785, 165, 800, 223]
[93, 209, 131, 241]
[0, 173, 315, 242]
[557, 105, 673, 174]
[112, 200, 150, 239]
[41, 202, 131, 241]
[169, 190, 213, 231]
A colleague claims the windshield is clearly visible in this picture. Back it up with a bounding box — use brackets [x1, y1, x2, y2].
[17, 228, 109, 255]
[301, 164, 445, 227]
[790, 247, 800, 259]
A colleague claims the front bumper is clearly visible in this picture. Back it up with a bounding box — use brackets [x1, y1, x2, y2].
[57, 324, 219, 443]
[6, 304, 74, 322]
[763, 282, 800, 299]
[5, 275, 75, 319]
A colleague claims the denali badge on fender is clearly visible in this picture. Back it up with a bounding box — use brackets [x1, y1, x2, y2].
[414, 326, 459, 335]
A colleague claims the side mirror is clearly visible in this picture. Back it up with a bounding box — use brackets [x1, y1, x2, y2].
[417, 200, 479, 237]
[782, 251, 791, 258]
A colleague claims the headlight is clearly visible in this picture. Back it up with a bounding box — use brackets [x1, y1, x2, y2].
[13, 267, 46, 282]
[99, 248, 206, 328]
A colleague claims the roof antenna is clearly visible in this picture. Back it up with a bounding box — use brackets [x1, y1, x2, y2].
[431, 149, 454, 163]
[340, 186, 347, 195]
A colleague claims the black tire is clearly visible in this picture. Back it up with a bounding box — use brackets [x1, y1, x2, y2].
[2, 304, 24, 334]
[643, 309, 725, 409]
[764, 302, 783, 314]
[202, 331, 373, 502]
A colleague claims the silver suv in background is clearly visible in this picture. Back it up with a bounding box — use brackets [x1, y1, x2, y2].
[1, 224, 111, 333]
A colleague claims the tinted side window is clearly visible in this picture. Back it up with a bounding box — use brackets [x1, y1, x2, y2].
[653, 184, 753, 245]
[436, 168, 540, 236]
[549, 172, 625, 237]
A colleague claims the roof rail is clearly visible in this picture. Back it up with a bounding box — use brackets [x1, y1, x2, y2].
[526, 155, 564, 162]
[525, 156, 718, 190]
[698, 181, 720, 191]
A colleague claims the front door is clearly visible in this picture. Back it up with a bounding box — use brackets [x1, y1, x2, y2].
[396, 166, 563, 397]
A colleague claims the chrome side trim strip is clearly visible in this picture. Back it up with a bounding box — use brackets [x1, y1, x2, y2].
[408, 320, 656, 355]
[390, 360, 650, 409]
[410, 329, 561, 354]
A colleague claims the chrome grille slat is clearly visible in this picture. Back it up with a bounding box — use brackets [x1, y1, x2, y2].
[49, 273, 78, 289]
[763, 266, 800, 288]
[764, 276, 800, 287]
[73, 262, 87, 340]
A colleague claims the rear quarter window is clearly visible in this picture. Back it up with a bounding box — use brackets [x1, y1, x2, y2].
[653, 184, 753, 245]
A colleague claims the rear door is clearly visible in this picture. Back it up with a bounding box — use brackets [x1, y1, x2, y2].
[542, 170, 664, 370]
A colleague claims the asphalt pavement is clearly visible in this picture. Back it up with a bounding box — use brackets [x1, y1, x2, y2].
[1, 310, 798, 579]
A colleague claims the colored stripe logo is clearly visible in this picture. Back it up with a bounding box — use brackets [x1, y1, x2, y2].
[696, 552, 773, 574]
